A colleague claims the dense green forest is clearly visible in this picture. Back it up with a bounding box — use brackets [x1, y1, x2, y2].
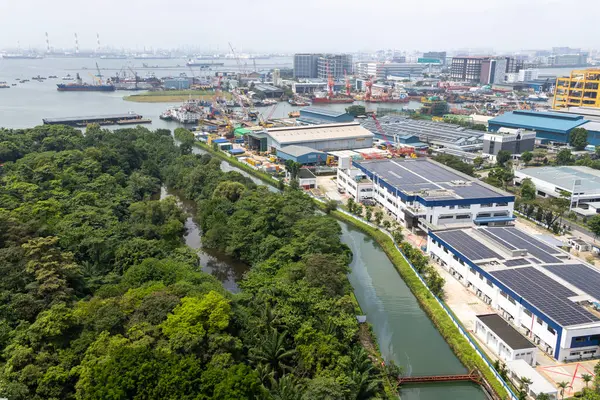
[0, 125, 390, 399]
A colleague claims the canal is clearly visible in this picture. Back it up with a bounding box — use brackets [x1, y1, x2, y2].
[169, 146, 486, 399]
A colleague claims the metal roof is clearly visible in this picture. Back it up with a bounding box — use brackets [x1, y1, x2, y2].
[254, 84, 283, 93]
[477, 314, 535, 350]
[300, 106, 350, 118]
[489, 110, 587, 133]
[516, 166, 600, 193]
[276, 145, 326, 157]
[358, 158, 507, 200]
[267, 123, 373, 145]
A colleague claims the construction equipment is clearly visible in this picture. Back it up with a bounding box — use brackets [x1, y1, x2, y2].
[95, 62, 104, 84]
[327, 62, 334, 99]
[365, 76, 373, 101]
[344, 69, 351, 97]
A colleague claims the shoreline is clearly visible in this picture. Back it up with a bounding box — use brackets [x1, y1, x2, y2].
[196, 140, 513, 399]
[124, 90, 232, 103]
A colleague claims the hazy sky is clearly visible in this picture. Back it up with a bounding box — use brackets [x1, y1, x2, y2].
[0, 0, 597, 52]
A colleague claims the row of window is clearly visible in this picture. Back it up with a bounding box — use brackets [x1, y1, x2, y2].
[441, 202, 509, 210]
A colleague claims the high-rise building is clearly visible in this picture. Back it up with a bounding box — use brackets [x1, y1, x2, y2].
[356, 62, 425, 79]
[423, 51, 447, 66]
[518, 69, 539, 82]
[293, 53, 321, 78]
[317, 54, 353, 79]
[548, 53, 589, 66]
[272, 69, 281, 86]
[553, 69, 600, 109]
[452, 56, 522, 84]
[450, 56, 489, 81]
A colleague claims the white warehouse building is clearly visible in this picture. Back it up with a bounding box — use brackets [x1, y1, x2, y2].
[337, 158, 515, 231]
[428, 226, 600, 362]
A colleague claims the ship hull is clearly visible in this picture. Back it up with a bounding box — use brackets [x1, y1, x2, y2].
[57, 85, 115, 92]
[312, 97, 354, 104]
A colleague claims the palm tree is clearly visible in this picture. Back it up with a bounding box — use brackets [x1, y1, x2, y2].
[520, 376, 533, 393]
[269, 374, 303, 400]
[350, 346, 374, 375]
[581, 373, 592, 388]
[349, 370, 382, 400]
[536, 393, 550, 400]
[557, 381, 571, 399]
[250, 329, 296, 380]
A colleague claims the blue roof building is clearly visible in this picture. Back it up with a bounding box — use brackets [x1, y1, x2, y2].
[298, 106, 354, 125]
[488, 110, 589, 144]
[276, 145, 327, 164]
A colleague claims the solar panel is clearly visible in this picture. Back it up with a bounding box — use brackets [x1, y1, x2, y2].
[437, 230, 504, 261]
[479, 228, 518, 250]
[542, 264, 600, 301]
[487, 228, 561, 264]
[504, 258, 530, 267]
[491, 267, 599, 326]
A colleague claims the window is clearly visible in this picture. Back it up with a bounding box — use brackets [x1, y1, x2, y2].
[479, 273, 484, 280]
[584, 350, 596, 354]
[470, 267, 476, 274]
[453, 255, 458, 261]
[500, 290, 507, 298]
[456, 214, 471, 220]
[547, 326, 556, 335]
[439, 215, 454, 220]
[478, 213, 491, 218]
[459, 260, 465, 266]
[496, 202, 508, 207]
[486, 279, 493, 287]
[524, 309, 532, 317]
[432, 239, 437, 245]
[444, 248, 448, 254]
[458, 204, 471, 209]
[481, 203, 493, 208]
[508, 297, 516, 305]
[449, 205, 455, 210]
[575, 337, 587, 343]
[536, 316, 542, 325]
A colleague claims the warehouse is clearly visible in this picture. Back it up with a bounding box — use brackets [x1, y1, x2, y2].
[475, 314, 537, 366]
[514, 166, 600, 217]
[275, 145, 327, 165]
[488, 110, 591, 144]
[361, 116, 485, 151]
[337, 158, 514, 230]
[298, 107, 354, 125]
[253, 84, 284, 98]
[428, 226, 600, 362]
[265, 122, 373, 152]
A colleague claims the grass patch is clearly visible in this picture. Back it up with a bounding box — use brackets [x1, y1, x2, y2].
[124, 90, 232, 103]
[328, 210, 510, 400]
[194, 142, 280, 187]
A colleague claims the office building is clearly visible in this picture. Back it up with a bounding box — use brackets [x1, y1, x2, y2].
[272, 69, 281, 86]
[553, 69, 600, 109]
[317, 54, 353, 79]
[518, 69, 539, 82]
[482, 129, 536, 161]
[293, 53, 321, 78]
[549, 53, 589, 66]
[337, 158, 514, 230]
[451, 56, 488, 81]
[553, 47, 581, 55]
[423, 51, 447, 66]
[355, 62, 426, 79]
[429, 226, 600, 362]
[514, 166, 600, 217]
[451, 56, 522, 83]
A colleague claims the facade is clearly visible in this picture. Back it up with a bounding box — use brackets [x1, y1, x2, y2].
[356, 62, 425, 79]
[429, 226, 600, 362]
[316, 54, 353, 79]
[451, 56, 521, 83]
[275, 145, 326, 165]
[475, 314, 537, 366]
[253, 83, 284, 98]
[298, 107, 354, 125]
[265, 122, 373, 152]
[488, 110, 590, 144]
[163, 78, 191, 90]
[553, 69, 600, 109]
[293, 53, 321, 78]
[292, 81, 327, 94]
[337, 158, 514, 230]
[297, 168, 317, 189]
[272, 69, 281, 86]
[482, 129, 536, 161]
[514, 166, 600, 216]
[518, 68, 539, 82]
[549, 53, 589, 66]
[451, 56, 487, 81]
[423, 51, 447, 66]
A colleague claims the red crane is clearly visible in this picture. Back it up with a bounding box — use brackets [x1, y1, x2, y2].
[344, 69, 351, 97]
[327, 62, 334, 99]
[365, 76, 373, 101]
[370, 114, 414, 157]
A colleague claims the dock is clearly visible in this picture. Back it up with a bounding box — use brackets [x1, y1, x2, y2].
[398, 371, 481, 386]
[42, 113, 146, 126]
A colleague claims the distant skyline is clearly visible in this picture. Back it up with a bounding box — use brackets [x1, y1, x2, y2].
[1, 0, 598, 53]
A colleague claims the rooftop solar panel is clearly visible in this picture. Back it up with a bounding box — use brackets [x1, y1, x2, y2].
[479, 228, 518, 250]
[491, 267, 599, 326]
[542, 264, 600, 301]
[504, 258, 530, 267]
[437, 230, 504, 261]
[487, 228, 561, 264]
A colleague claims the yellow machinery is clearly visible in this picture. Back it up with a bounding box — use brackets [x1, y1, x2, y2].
[553, 69, 600, 109]
[326, 155, 336, 166]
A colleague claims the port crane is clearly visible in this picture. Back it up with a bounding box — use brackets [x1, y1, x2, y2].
[370, 114, 415, 158]
[365, 76, 374, 101]
[327, 62, 334, 99]
[344, 69, 351, 97]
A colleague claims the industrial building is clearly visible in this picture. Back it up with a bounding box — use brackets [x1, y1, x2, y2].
[488, 110, 595, 144]
[316, 54, 353, 79]
[298, 107, 354, 125]
[429, 226, 600, 362]
[253, 84, 284, 98]
[360, 115, 485, 151]
[261, 122, 373, 152]
[482, 129, 536, 161]
[450, 56, 522, 83]
[355, 62, 426, 79]
[514, 166, 600, 217]
[337, 158, 514, 230]
[422, 51, 447, 66]
[549, 53, 589, 67]
[475, 314, 537, 366]
[275, 145, 326, 165]
[293, 53, 321, 78]
[553, 69, 600, 109]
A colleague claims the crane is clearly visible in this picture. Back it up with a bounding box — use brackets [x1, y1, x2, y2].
[95, 62, 104, 84]
[344, 69, 351, 97]
[365, 76, 374, 102]
[327, 62, 334, 99]
[370, 114, 414, 157]
[228, 42, 246, 77]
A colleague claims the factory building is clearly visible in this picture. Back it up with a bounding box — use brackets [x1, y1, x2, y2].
[428, 226, 600, 362]
[253, 84, 284, 98]
[355, 62, 426, 79]
[553, 69, 600, 110]
[275, 145, 327, 165]
[316, 54, 353, 79]
[488, 110, 595, 144]
[298, 107, 354, 125]
[360, 115, 485, 151]
[293, 53, 321, 78]
[337, 158, 514, 230]
[482, 129, 536, 161]
[514, 166, 600, 218]
[263, 122, 373, 152]
[450, 56, 522, 83]
[475, 314, 537, 366]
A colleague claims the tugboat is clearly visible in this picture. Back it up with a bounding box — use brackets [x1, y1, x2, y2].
[48, 75, 58, 79]
[62, 74, 75, 81]
[0, 82, 10, 89]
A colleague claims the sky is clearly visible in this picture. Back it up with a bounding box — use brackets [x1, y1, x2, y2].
[0, 0, 597, 53]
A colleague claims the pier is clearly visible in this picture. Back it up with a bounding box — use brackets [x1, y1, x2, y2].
[398, 371, 482, 386]
[42, 113, 147, 127]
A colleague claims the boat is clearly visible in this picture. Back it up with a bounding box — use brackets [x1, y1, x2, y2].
[62, 74, 75, 81]
[288, 111, 300, 118]
[526, 94, 549, 102]
[288, 98, 311, 106]
[32, 75, 46, 81]
[161, 99, 205, 124]
[186, 60, 225, 67]
[20, 79, 29, 83]
[48, 75, 58, 79]
[116, 118, 152, 125]
[1, 53, 43, 59]
[0, 83, 10, 89]
[56, 73, 115, 92]
[312, 96, 354, 104]
[159, 110, 173, 121]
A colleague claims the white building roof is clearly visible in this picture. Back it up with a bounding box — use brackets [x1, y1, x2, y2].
[267, 123, 373, 145]
[516, 166, 600, 193]
[506, 359, 557, 396]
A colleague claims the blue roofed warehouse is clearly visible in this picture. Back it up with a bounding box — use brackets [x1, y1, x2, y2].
[276, 145, 327, 165]
[298, 106, 354, 125]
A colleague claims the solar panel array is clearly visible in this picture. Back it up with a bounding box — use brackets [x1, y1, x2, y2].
[504, 258, 530, 267]
[483, 227, 561, 264]
[437, 230, 504, 261]
[542, 264, 600, 301]
[479, 229, 518, 250]
[491, 267, 600, 326]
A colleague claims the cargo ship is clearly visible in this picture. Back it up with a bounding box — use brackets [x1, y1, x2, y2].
[1, 53, 43, 59]
[56, 73, 115, 92]
[186, 60, 225, 67]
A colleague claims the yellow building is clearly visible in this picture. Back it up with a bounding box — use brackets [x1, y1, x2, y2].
[553, 69, 600, 109]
